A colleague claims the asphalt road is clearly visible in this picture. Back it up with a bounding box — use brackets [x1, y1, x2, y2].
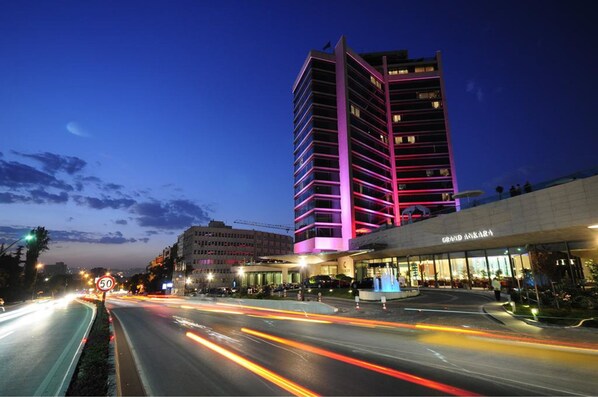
[326, 288, 507, 330]
[0, 297, 94, 396]
[109, 294, 598, 396]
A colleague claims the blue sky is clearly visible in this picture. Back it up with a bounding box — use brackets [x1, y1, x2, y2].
[1, 0, 596, 268]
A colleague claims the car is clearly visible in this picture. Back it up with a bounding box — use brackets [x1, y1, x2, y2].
[304, 275, 336, 288]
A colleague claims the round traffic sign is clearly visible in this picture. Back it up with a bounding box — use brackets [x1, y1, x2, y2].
[96, 275, 116, 292]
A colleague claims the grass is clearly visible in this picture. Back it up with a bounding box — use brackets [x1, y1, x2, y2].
[66, 299, 111, 396]
[505, 302, 598, 327]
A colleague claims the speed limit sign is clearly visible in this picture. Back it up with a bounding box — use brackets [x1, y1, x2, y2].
[96, 275, 116, 292]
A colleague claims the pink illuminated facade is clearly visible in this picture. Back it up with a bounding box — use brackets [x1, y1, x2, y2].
[293, 37, 459, 254]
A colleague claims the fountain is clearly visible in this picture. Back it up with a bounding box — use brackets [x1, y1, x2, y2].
[359, 264, 419, 301]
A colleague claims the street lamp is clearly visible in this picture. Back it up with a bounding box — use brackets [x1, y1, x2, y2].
[207, 273, 214, 292]
[237, 267, 244, 292]
[0, 233, 35, 256]
[32, 263, 44, 300]
[299, 257, 307, 301]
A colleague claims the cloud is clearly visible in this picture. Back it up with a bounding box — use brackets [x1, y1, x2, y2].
[115, 219, 128, 225]
[14, 151, 86, 175]
[73, 195, 136, 210]
[0, 226, 138, 245]
[104, 183, 124, 191]
[0, 192, 31, 204]
[138, 238, 150, 243]
[66, 121, 91, 137]
[0, 159, 74, 191]
[466, 79, 484, 102]
[134, 199, 210, 229]
[29, 189, 69, 204]
[98, 231, 136, 244]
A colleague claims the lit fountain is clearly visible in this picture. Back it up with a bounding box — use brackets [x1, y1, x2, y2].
[359, 264, 419, 301]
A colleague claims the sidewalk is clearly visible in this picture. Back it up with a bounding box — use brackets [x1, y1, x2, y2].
[482, 299, 598, 344]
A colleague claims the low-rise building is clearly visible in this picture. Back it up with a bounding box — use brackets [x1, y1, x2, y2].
[180, 220, 293, 290]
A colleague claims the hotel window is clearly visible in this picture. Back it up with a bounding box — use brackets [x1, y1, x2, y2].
[432, 101, 441, 109]
[370, 75, 382, 89]
[392, 114, 402, 123]
[379, 134, 388, 144]
[442, 193, 451, 201]
[418, 91, 439, 99]
[395, 136, 416, 144]
[440, 168, 450, 176]
[415, 66, 435, 73]
[399, 184, 406, 190]
[350, 104, 361, 118]
[426, 170, 434, 177]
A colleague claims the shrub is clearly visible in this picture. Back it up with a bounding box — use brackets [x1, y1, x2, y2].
[66, 300, 110, 396]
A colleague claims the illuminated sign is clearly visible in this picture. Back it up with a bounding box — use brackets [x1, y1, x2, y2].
[442, 229, 494, 244]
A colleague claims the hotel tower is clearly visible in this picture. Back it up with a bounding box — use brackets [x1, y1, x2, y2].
[293, 37, 459, 254]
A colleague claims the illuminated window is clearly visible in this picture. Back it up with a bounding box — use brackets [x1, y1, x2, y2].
[418, 91, 439, 99]
[399, 184, 406, 190]
[379, 134, 388, 144]
[440, 168, 450, 176]
[389, 69, 409, 75]
[415, 66, 435, 73]
[370, 76, 382, 89]
[426, 170, 434, 176]
[442, 193, 451, 201]
[392, 114, 402, 122]
[395, 136, 416, 144]
[350, 104, 360, 118]
[432, 101, 441, 109]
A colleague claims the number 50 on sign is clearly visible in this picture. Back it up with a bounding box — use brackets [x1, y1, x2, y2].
[96, 275, 116, 292]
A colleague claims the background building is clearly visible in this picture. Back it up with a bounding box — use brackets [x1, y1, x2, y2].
[293, 36, 458, 256]
[43, 262, 68, 276]
[180, 220, 293, 289]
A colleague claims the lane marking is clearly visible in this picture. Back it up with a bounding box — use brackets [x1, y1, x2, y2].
[405, 307, 484, 315]
[0, 330, 14, 340]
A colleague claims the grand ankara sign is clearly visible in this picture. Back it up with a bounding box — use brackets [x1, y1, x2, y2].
[442, 229, 494, 244]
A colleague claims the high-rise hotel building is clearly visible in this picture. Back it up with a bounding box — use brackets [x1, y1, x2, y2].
[293, 37, 459, 254]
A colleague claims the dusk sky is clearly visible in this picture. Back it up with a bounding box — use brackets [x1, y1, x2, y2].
[1, 0, 596, 269]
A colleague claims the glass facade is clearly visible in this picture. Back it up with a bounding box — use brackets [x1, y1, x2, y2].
[353, 246, 562, 290]
[293, 57, 342, 245]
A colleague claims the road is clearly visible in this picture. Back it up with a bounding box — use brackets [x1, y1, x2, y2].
[109, 293, 598, 396]
[0, 297, 94, 396]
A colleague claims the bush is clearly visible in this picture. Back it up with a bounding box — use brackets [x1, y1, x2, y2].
[66, 300, 111, 396]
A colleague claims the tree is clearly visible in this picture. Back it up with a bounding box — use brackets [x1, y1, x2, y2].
[0, 246, 24, 302]
[495, 185, 504, 200]
[23, 227, 50, 290]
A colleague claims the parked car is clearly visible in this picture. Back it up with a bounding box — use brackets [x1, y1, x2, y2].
[304, 275, 335, 288]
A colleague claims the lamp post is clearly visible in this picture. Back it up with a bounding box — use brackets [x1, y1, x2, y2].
[207, 273, 214, 293]
[237, 267, 245, 293]
[31, 263, 43, 300]
[0, 233, 34, 256]
[299, 257, 307, 301]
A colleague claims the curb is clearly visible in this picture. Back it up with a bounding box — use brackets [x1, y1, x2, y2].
[59, 299, 97, 396]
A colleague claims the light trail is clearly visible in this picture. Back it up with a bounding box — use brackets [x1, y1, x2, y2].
[241, 328, 480, 396]
[186, 332, 319, 397]
[179, 300, 598, 352]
